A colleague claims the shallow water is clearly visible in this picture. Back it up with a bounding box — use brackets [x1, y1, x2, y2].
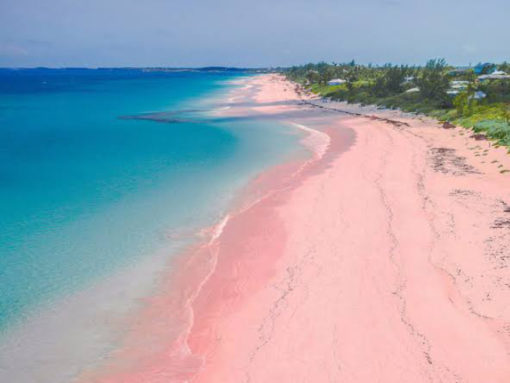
[0, 69, 301, 334]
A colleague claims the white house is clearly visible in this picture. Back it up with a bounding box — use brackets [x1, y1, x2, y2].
[478, 71, 510, 81]
[472, 91, 487, 100]
[328, 79, 346, 86]
[450, 80, 469, 89]
[447, 90, 487, 99]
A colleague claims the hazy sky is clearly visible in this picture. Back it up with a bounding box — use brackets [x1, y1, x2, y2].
[0, 0, 508, 67]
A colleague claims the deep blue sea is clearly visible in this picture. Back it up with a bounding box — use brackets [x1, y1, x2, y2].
[0, 68, 299, 332]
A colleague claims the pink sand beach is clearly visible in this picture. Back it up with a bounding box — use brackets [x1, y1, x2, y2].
[80, 74, 510, 383]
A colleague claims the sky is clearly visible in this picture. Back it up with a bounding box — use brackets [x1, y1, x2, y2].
[0, 0, 509, 68]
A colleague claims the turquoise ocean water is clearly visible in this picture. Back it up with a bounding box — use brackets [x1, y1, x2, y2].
[0, 69, 300, 332]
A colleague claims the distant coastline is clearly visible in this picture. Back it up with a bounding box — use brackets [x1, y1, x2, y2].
[0, 66, 274, 73]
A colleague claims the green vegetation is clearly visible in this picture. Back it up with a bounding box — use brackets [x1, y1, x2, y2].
[283, 60, 510, 148]
[473, 121, 510, 147]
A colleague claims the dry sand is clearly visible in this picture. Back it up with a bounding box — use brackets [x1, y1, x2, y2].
[84, 74, 510, 383]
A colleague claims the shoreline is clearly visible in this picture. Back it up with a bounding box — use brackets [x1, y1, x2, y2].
[85, 74, 509, 382]
[0, 73, 308, 383]
[76, 74, 350, 382]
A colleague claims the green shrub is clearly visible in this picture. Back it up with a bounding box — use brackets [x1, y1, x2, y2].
[473, 120, 510, 145]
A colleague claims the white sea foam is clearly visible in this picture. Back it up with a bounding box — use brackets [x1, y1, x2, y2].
[291, 122, 331, 160]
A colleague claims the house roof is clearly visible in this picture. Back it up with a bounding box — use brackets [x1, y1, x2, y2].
[478, 72, 510, 80]
[328, 79, 346, 84]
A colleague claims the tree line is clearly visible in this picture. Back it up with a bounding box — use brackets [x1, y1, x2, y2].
[283, 59, 510, 108]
